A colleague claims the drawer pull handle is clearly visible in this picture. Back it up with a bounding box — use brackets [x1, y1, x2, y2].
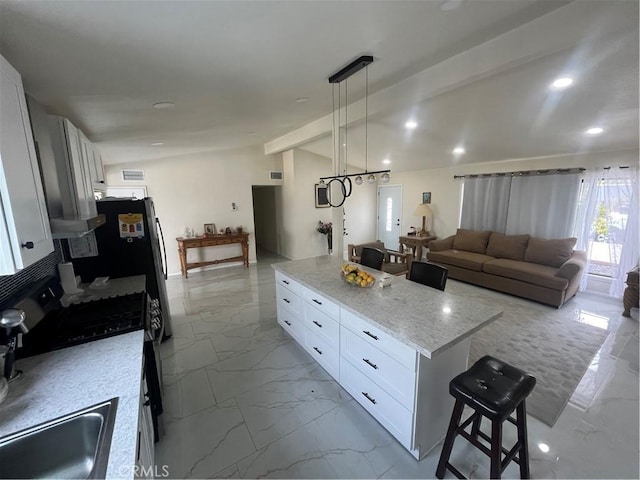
[363, 330, 379, 340]
[283, 298, 291, 303]
[312, 320, 322, 328]
[312, 299, 323, 305]
[284, 320, 292, 326]
[283, 280, 290, 284]
[313, 347, 322, 355]
[363, 358, 378, 370]
[362, 392, 377, 405]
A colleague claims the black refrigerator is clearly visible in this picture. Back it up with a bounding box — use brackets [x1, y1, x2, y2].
[68, 198, 173, 337]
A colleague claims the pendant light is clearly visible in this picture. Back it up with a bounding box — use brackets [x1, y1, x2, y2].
[319, 55, 390, 206]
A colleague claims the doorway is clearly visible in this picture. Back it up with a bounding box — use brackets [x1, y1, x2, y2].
[251, 186, 280, 259]
[377, 185, 402, 249]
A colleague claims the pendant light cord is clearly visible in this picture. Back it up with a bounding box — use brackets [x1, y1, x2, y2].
[365, 65, 368, 174]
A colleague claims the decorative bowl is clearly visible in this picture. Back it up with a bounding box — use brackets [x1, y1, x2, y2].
[340, 264, 376, 288]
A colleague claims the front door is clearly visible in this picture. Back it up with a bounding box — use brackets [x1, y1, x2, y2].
[377, 185, 402, 249]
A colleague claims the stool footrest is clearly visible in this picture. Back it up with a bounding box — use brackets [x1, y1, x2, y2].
[445, 462, 467, 480]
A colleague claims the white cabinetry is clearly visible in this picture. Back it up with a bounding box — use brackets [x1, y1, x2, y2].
[136, 374, 155, 479]
[0, 54, 53, 275]
[274, 271, 470, 459]
[49, 117, 97, 218]
[80, 131, 105, 189]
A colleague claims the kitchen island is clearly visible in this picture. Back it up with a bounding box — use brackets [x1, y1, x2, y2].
[272, 255, 503, 459]
[0, 330, 144, 479]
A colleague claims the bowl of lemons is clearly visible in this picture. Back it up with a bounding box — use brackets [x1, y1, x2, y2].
[340, 263, 376, 288]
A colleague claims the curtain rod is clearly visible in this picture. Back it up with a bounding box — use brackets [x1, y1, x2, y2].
[453, 167, 585, 180]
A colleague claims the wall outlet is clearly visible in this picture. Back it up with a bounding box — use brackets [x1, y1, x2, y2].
[232, 202, 238, 211]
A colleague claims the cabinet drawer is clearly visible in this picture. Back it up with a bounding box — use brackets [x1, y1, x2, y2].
[301, 286, 339, 319]
[304, 326, 339, 380]
[340, 359, 413, 450]
[277, 304, 304, 344]
[276, 284, 301, 316]
[341, 327, 416, 410]
[341, 309, 417, 371]
[303, 302, 339, 349]
[275, 271, 301, 296]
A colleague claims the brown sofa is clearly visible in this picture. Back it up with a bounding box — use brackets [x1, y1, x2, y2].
[427, 229, 587, 307]
[348, 241, 413, 276]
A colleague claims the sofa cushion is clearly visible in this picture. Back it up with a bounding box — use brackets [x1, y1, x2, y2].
[483, 259, 569, 291]
[524, 237, 577, 268]
[485, 233, 530, 261]
[428, 250, 495, 272]
[452, 229, 492, 254]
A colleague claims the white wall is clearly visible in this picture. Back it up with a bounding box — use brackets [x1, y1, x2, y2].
[104, 146, 282, 276]
[277, 149, 334, 259]
[393, 149, 639, 240]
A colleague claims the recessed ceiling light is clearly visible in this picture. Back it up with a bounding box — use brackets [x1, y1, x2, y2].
[382, 159, 391, 164]
[151, 142, 164, 146]
[549, 77, 574, 90]
[295, 97, 309, 103]
[585, 127, 604, 135]
[153, 102, 175, 109]
[405, 120, 418, 130]
[453, 147, 465, 155]
[538, 443, 550, 453]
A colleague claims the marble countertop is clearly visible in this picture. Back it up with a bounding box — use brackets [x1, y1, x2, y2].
[0, 330, 144, 479]
[273, 256, 503, 358]
[62, 275, 146, 305]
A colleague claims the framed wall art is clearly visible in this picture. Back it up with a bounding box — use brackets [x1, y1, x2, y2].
[204, 223, 217, 236]
[315, 184, 330, 208]
[422, 192, 431, 204]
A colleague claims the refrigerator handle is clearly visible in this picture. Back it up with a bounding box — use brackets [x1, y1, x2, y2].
[156, 217, 168, 280]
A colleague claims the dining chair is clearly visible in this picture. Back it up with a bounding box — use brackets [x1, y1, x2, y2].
[408, 261, 448, 291]
[359, 247, 385, 271]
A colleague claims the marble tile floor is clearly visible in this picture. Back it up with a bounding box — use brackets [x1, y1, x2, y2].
[156, 252, 639, 479]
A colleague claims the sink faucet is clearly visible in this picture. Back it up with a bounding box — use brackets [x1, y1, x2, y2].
[1, 309, 28, 382]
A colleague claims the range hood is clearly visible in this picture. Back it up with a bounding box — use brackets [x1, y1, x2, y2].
[26, 96, 105, 238]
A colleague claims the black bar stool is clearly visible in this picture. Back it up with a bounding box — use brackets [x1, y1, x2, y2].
[436, 355, 536, 479]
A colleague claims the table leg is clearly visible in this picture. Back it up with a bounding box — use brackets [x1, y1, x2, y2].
[178, 245, 187, 278]
[242, 240, 249, 267]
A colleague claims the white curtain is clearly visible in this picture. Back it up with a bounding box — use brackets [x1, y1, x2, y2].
[460, 176, 512, 232]
[505, 173, 582, 238]
[575, 167, 639, 296]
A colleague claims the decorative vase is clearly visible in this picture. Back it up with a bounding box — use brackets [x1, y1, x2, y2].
[327, 232, 333, 254]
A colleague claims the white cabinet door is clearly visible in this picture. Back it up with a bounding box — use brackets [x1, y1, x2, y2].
[0, 54, 53, 275]
[136, 377, 155, 479]
[77, 131, 97, 209]
[93, 148, 106, 187]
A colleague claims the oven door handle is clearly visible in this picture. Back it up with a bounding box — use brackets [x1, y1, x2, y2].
[156, 217, 168, 280]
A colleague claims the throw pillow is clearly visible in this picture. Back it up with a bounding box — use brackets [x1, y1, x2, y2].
[452, 229, 492, 254]
[524, 237, 577, 268]
[486, 233, 530, 261]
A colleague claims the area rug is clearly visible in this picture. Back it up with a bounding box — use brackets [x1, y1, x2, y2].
[448, 281, 609, 427]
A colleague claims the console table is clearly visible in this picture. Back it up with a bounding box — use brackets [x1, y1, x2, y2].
[399, 234, 437, 261]
[176, 234, 249, 278]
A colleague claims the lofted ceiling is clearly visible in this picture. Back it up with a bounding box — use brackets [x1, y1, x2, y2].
[0, 0, 637, 171]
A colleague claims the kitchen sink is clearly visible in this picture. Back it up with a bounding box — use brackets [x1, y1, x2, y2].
[0, 397, 118, 479]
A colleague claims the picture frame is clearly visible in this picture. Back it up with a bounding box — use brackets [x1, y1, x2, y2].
[204, 223, 216, 236]
[315, 184, 330, 208]
[422, 192, 431, 204]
